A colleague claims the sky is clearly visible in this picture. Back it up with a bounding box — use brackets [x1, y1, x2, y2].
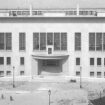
[0, 0, 104, 9]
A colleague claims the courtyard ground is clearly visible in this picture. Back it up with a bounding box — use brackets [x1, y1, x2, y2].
[0, 78, 104, 105]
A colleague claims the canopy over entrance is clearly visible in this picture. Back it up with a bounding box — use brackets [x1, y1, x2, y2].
[32, 54, 69, 60]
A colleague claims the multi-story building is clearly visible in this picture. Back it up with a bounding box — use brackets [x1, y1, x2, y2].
[0, 2, 105, 78]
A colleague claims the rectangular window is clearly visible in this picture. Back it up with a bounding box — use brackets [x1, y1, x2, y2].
[89, 33, 95, 51]
[0, 33, 4, 50]
[96, 33, 102, 51]
[104, 58, 105, 66]
[6, 71, 11, 76]
[20, 57, 24, 65]
[54, 33, 60, 50]
[47, 33, 53, 45]
[6, 33, 12, 50]
[40, 33, 46, 50]
[76, 71, 80, 76]
[103, 33, 105, 51]
[76, 58, 80, 65]
[97, 58, 101, 66]
[0, 57, 4, 65]
[90, 72, 94, 77]
[97, 72, 101, 78]
[75, 33, 81, 51]
[7, 57, 11, 65]
[90, 58, 94, 66]
[61, 33, 67, 50]
[0, 71, 4, 77]
[20, 71, 24, 75]
[19, 33, 26, 50]
[33, 33, 39, 50]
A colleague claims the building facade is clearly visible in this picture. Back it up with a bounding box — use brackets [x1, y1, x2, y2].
[0, 7, 105, 78]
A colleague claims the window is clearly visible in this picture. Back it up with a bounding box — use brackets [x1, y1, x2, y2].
[76, 71, 80, 76]
[20, 71, 24, 75]
[0, 71, 4, 77]
[0, 33, 12, 50]
[0, 57, 4, 65]
[90, 58, 94, 66]
[6, 33, 12, 50]
[40, 33, 46, 50]
[54, 33, 60, 50]
[48, 48, 52, 54]
[7, 57, 11, 65]
[75, 33, 81, 51]
[19, 33, 26, 50]
[104, 58, 105, 66]
[97, 72, 101, 78]
[33, 33, 39, 50]
[6, 71, 11, 76]
[96, 33, 102, 51]
[20, 57, 24, 65]
[76, 58, 80, 65]
[89, 33, 95, 51]
[61, 33, 67, 50]
[47, 33, 53, 45]
[0, 33, 4, 50]
[97, 58, 101, 66]
[103, 33, 105, 50]
[90, 72, 94, 77]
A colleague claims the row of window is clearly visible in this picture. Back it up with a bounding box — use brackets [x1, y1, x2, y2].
[76, 57, 105, 66]
[76, 71, 105, 78]
[0, 71, 25, 76]
[0, 57, 24, 65]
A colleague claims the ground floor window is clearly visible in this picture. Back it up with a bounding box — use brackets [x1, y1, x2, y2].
[20, 71, 24, 75]
[97, 72, 101, 78]
[76, 71, 80, 76]
[90, 72, 94, 77]
[6, 71, 11, 76]
[0, 71, 4, 77]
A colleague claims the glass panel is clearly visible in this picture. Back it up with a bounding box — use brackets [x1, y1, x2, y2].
[33, 33, 39, 50]
[40, 33, 46, 50]
[75, 33, 81, 51]
[61, 33, 67, 50]
[89, 33, 95, 51]
[6, 33, 12, 50]
[54, 33, 60, 50]
[19, 33, 26, 50]
[0, 33, 4, 50]
[47, 33, 53, 45]
[96, 33, 102, 51]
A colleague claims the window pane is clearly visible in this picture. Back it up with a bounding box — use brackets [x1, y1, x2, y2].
[97, 58, 101, 65]
[89, 33, 95, 51]
[54, 33, 60, 50]
[103, 33, 105, 50]
[19, 33, 26, 50]
[76, 58, 80, 65]
[0, 33, 4, 50]
[47, 33, 53, 45]
[96, 33, 102, 51]
[0, 57, 4, 65]
[33, 33, 39, 50]
[20, 57, 24, 65]
[90, 58, 94, 65]
[7, 57, 11, 65]
[6, 33, 12, 50]
[75, 33, 81, 51]
[40, 33, 46, 50]
[61, 33, 67, 50]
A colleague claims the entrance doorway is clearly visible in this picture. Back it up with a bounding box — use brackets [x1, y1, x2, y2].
[38, 59, 62, 76]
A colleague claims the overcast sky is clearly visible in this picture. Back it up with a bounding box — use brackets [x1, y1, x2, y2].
[0, 0, 104, 9]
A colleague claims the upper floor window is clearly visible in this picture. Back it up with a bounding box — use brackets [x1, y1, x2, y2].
[75, 33, 81, 51]
[0, 33, 12, 50]
[89, 33, 95, 51]
[97, 58, 101, 66]
[20, 57, 24, 65]
[90, 58, 94, 66]
[7, 57, 11, 65]
[47, 33, 53, 45]
[19, 33, 26, 51]
[0, 57, 4, 65]
[76, 58, 80, 65]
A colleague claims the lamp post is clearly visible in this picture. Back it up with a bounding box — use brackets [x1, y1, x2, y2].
[80, 66, 82, 88]
[48, 89, 51, 105]
[13, 66, 15, 88]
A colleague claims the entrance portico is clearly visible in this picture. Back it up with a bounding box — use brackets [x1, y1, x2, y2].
[32, 54, 69, 76]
